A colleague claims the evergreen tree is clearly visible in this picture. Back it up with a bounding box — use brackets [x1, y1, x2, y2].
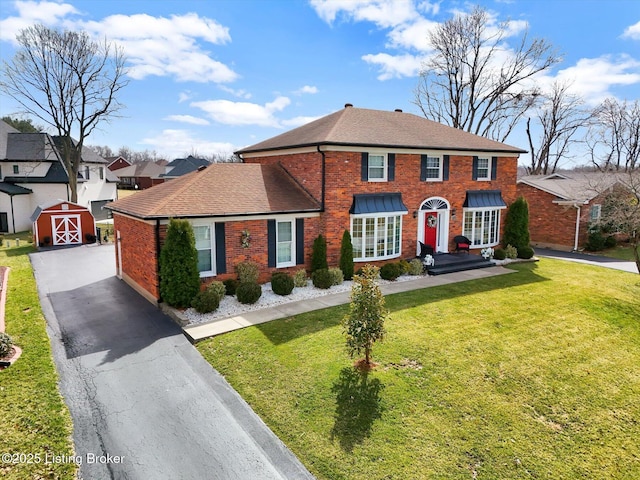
[339, 230, 354, 280]
[159, 219, 200, 307]
[311, 234, 328, 273]
[503, 196, 530, 250]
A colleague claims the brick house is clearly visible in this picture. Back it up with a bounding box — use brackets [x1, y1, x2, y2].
[106, 105, 524, 304]
[517, 172, 621, 251]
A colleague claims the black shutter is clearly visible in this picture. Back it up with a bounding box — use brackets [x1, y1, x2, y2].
[388, 153, 395, 181]
[296, 218, 304, 265]
[214, 223, 226, 274]
[472, 156, 479, 180]
[361, 152, 369, 181]
[420, 155, 427, 181]
[491, 156, 498, 180]
[267, 220, 276, 268]
[443, 155, 450, 181]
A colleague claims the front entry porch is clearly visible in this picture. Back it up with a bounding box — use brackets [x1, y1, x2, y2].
[423, 252, 494, 276]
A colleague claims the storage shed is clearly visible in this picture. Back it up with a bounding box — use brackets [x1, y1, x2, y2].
[31, 200, 96, 247]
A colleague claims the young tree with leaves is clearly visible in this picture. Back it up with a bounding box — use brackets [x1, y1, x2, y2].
[503, 196, 530, 251]
[1, 24, 128, 202]
[339, 230, 354, 280]
[414, 6, 560, 143]
[343, 264, 387, 369]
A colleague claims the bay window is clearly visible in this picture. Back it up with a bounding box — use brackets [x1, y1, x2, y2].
[351, 215, 402, 261]
[462, 208, 501, 247]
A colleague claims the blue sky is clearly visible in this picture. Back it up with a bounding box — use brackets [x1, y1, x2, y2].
[1, 0, 639, 167]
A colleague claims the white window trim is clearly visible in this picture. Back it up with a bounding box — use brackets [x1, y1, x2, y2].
[367, 153, 388, 182]
[589, 204, 602, 223]
[476, 157, 491, 181]
[276, 219, 296, 268]
[424, 155, 443, 182]
[462, 207, 503, 248]
[350, 212, 405, 261]
[191, 222, 216, 278]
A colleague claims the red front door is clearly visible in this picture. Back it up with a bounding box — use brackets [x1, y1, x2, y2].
[424, 211, 438, 249]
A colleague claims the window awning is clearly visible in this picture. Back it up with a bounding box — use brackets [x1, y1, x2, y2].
[463, 190, 506, 208]
[349, 193, 408, 215]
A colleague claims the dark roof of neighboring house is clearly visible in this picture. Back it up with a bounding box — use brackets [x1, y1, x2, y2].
[236, 105, 526, 155]
[114, 161, 166, 179]
[51, 137, 109, 164]
[161, 155, 210, 177]
[4, 161, 70, 184]
[0, 121, 20, 158]
[106, 163, 321, 219]
[518, 172, 623, 204]
[4, 132, 61, 162]
[0, 182, 33, 195]
[106, 156, 131, 169]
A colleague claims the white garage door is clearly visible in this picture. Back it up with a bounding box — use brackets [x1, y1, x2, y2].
[51, 215, 82, 245]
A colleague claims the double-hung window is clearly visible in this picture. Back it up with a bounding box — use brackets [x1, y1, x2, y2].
[589, 204, 601, 223]
[424, 156, 442, 181]
[368, 154, 386, 181]
[193, 225, 214, 276]
[476, 157, 490, 180]
[276, 220, 295, 267]
[351, 215, 402, 261]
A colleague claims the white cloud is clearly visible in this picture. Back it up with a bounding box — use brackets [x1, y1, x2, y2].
[622, 20, 640, 40]
[554, 54, 640, 105]
[163, 115, 210, 126]
[0, 2, 238, 84]
[310, 0, 418, 29]
[191, 96, 291, 127]
[219, 85, 252, 99]
[386, 17, 438, 51]
[178, 91, 193, 103]
[295, 85, 319, 95]
[141, 129, 235, 159]
[282, 115, 321, 127]
[362, 52, 424, 80]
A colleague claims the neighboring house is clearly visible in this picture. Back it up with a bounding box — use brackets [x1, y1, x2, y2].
[112, 160, 166, 190]
[0, 120, 118, 233]
[160, 155, 210, 180]
[106, 105, 524, 304]
[517, 172, 621, 251]
[107, 156, 132, 171]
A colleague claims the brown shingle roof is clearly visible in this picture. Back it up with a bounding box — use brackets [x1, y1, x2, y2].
[236, 105, 526, 155]
[105, 163, 320, 219]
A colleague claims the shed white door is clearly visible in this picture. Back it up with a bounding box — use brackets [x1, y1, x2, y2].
[51, 214, 82, 245]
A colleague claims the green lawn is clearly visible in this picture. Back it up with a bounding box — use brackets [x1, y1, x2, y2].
[198, 259, 640, 479]
[599, 243, 638, 262]
[0, 243, 76, 479]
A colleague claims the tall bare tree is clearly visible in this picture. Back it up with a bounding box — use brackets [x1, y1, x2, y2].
[414, 6, 560, 142]
[525, 81, 590, 175]
[587, 98, 640, 172]
[1, 24, 127, 202]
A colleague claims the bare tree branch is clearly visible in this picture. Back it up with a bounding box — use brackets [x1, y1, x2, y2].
[1, 24, 128, 202]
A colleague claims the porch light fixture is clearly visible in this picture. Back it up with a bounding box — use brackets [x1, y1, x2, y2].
[413, 210, 418, 218]
[451, 208, 457, 220]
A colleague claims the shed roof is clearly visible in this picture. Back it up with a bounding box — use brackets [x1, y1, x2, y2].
[236, 105, 526, 155]
[106, 163, 321, 219]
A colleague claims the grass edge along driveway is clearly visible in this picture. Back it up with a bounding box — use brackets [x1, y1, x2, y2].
[198, 259, 640, 480]
[0, 243, 76, 480]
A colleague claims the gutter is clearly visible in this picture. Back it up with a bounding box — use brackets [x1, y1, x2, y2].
[316, 145, 326, 211]
[553, 200, 587, 252]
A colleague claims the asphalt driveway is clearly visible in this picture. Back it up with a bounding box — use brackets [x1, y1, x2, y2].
[31, 244, 313, 480]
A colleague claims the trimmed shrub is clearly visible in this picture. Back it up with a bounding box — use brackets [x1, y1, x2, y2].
[380, 262, 403, 281]
[293, 269, 308, 288]
[0, 235, 4, 247]
[505, 244, 518, 259]
[339, 230, 354, 280]
[312, 268, 333, 289]
[0, 332, 14, 358]
[271, 272, 294, 296]
[328, 267, 344, 286]
[493, 248, 507, 260]
[605, 235, 617, 249]
[160, 219, 200, 308]
[408, 258, 423, 275]
[398, 259, 410, 275]
[236, 260, 260, 283]
[311, 234, 328, 273]
[191, 288, 221, 313]
[586, 228, 606, 251]
[518, 246, 535, 259]
[223, 278, 239, 296]
[236, 282, 262, 304]
[503, 196, 530, 251]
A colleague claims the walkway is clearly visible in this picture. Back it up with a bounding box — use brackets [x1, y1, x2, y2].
[535, 248, 638, 274]
[31, 244, 314, 480]
[183, 266, 516, 342]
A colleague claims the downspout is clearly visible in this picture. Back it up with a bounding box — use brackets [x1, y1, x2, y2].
[155, 219, 162, 303]
[10, 195, 16, 233]
[573, 204, 581, 252]
[316, 145, 326, 211]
